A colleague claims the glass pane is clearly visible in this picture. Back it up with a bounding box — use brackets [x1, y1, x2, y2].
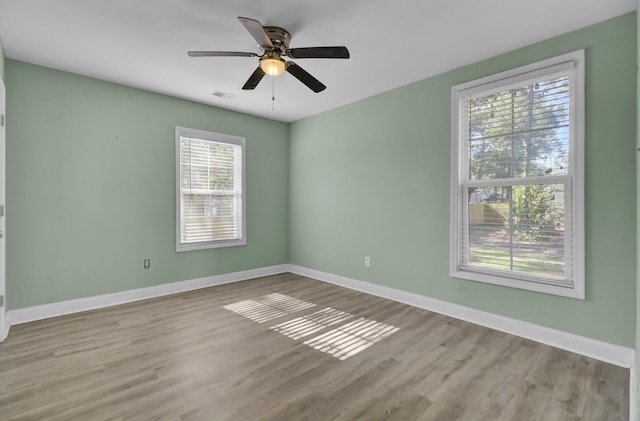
[467, 76, 570, 180]
[465, 184, 566, 278]
[181, 193, 239, 244]
[180, 137, 239, 191]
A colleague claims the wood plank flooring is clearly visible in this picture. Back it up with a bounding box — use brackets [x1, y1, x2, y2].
[0, 273, 629, 420]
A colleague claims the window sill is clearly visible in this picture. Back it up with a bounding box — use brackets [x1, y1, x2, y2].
[451, 268, 584, 300]
[176, 238, 246, 252]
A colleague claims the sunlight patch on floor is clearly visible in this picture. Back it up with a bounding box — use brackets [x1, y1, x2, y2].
[303, 318, 400, 360]
[270, 307, 352, 340]
[224, 293, 399, 360]
[223, 299, 288, 323]
[223, 293, 315, 323]
[259, 293, 316, 313]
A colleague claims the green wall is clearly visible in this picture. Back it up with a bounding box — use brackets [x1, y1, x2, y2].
[636, 0, 639, 414]
[6, 60, 289, 309]
[290, 13, 637, 348]
[0, 36, 5, 83]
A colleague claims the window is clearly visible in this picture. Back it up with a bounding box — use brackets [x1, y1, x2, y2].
[176, 127, 246, 251]
[450, 50, 584, 299]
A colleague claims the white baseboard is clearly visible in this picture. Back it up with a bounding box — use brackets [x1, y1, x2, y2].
[7, 264, 290, 326]
[630, 366, 637, 421]
[288, 264, 635, 369]
[0, 320, 8, 342]
[9, 263, 636, 369]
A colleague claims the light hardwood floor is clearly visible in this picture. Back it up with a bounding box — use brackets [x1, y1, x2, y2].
[0, 273, 629, 420]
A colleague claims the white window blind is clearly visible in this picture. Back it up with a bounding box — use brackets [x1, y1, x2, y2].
[176, 127, 246, 251]
[450, 51, 584, 299]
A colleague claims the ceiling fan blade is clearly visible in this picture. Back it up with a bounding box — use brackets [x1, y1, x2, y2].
[237, 17, 274, 49]
[286, 62, 326, 93]
[188, 51, 259, 58]
[242, 67, 266, 90]
[287, 46, 350, 59]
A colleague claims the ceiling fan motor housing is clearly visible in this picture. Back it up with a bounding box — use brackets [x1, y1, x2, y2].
[262, 26, 291, 54]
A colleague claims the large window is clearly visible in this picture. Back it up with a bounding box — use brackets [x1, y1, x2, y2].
[450, 50, 584, 299]
[176, 127, 246, 251]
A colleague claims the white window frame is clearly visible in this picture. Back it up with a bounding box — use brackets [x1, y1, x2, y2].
[450, 50, 585, 299]
[175, 126, 246, 252]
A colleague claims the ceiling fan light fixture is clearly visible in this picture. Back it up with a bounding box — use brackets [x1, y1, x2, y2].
[260, 56, 286, 76]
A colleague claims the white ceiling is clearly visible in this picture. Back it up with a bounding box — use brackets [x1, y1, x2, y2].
[0, 0, 636, 122]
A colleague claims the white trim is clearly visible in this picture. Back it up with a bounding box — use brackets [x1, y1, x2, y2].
[288, 264, 635, 368]
[175, 126, 247, 252]
[1, 324, 8, 342]
[630, 365, 637, 421]
[450, 268, 580, 299]
[0, 79, 5, 342]
[453, 50, 583, 93]
[450, 49, 585, 300]
[7, 264, 289, 326]
[7, 263, 633, 368]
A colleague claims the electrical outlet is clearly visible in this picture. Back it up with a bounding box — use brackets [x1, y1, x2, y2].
[144, 259, 150, 269]
[364, 256, 371, 268]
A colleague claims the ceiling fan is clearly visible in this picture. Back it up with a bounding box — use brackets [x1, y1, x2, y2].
[188, 17, 350, 93]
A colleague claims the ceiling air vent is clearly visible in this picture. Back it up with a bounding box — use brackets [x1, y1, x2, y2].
[211, 91, 238, 100]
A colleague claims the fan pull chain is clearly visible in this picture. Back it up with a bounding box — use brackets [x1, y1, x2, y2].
[271, 76, 276, 111]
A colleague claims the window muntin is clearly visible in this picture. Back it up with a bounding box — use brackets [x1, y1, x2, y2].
[451, 51, 584, 299]
[176, 127, 246, 251]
